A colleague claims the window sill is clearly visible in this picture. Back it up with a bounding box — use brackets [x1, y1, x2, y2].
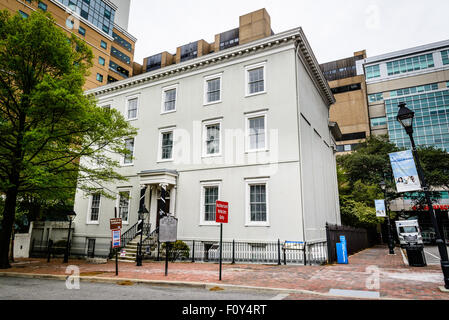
[245, 91, 267, 98]
[121, 163, 134, 167]
[161, 110, 176, 115]
[203, 100, 222, 107]
[245, 149, 269, 154]
[157, 159, 174, 163]
[199, 222, 221, 227]
[86, 222, 100, 225]
[202, 153, 222, 158]
[126, 118, 138, 122]
[245, 223, 270, 227]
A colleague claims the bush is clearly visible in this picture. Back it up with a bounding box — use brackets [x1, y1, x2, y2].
[160, 240, 190, 262]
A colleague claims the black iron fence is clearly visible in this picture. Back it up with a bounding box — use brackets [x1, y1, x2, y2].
[30, 239, 113, 260]
[326, 223, 378, 264]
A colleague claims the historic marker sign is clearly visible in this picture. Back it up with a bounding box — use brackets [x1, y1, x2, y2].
[159, 215, 178, 243]
[216, 201, 229, 224]
[110, 218, 122, 230]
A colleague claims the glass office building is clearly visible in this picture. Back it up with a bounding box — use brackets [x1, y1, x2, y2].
[385, 88, 449, 151]
[57, 0, 116, 36]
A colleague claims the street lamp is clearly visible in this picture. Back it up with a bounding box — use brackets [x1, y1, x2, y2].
[136, 206, 149, 267]
[379, 179, 395, 255]
[63, 211, 76, 263]
[397, 102, 449, 289]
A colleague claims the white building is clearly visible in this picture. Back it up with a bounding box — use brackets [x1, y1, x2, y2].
[72, 26, 341, 259]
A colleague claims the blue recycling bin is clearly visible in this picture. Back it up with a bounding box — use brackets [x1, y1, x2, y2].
[336, 236, 348, 264]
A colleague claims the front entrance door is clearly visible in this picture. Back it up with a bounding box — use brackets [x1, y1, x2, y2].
[156, 195, 170, 229]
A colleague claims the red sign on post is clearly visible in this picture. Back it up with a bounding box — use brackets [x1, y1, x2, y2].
[216, 201, 229, 224]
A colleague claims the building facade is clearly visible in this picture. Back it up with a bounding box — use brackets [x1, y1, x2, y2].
[71, 11, 341, 258]
[320, 51, 370, 153]
[356, 40, 449, 151]
[0, 0, 137, 90]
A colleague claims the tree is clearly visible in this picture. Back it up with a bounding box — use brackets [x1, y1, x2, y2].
[0, 10, 137, 269]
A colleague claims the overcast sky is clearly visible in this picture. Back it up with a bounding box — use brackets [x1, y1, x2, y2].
[127, 0, 449, 65]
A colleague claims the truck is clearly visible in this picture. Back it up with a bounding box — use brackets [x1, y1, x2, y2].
[395, 220, 424, 248]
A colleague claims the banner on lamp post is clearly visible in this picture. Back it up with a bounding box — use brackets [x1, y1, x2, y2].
[389, 150, 422, 193]
[375, 200, 387, 217]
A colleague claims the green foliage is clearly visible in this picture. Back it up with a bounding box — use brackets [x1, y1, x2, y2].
[161, 241, 191, 262]
[340, 199, 383, 229]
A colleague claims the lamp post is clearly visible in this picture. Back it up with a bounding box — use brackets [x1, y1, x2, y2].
[136, 206, 149, 267]
[397, 102, 449, 289]
[380, 179, 395, 255]
[63, 211, 76, 263]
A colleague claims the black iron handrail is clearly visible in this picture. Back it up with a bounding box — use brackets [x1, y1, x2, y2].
[120, 222, 151, 248]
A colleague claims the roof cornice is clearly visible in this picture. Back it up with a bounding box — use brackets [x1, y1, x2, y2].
[86, 27, 335, 106]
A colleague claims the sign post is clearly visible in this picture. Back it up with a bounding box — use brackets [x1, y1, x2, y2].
[159, 215, 178, 276]
[216, 201, 229, 281]
[110, 218, 122, 276]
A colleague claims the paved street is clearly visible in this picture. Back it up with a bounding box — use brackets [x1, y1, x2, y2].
[1, 246, 449, 300]
[0, 277, 278, 300]
[423, 246, 449, 265]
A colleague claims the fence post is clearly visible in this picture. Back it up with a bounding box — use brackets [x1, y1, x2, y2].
[304, 242, 307, 266]
[325, 223, 332, 264]
[283, 246, 287, 266]
[231, 240, 235, 265]
[47, 240, 53, 263]
[192, 240, 195, 263]
[157, 241, 160, 261]
[277, 239, 281, 265]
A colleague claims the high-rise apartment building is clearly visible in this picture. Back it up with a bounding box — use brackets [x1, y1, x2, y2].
[356, 40, 449, 152]
[320, 51, 370, 153]
[1, 0, 137, 90]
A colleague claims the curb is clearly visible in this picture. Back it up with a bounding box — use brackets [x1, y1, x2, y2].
[0, 272, 403, 300]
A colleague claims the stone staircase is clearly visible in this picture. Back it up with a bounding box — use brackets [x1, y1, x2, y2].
[117, 229, 159, 263]
[117, 238, 140, 263]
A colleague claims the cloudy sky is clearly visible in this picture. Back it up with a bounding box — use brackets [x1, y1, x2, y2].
[128, 0, 449, 65]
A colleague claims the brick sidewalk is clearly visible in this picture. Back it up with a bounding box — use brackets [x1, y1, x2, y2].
[2, 246, 448, 300]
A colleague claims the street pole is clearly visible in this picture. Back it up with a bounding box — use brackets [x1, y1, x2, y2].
[408, 133, 449, 289]
[165, 242, 170, 276]
[382, 184, 395, 255]
[63, 218, 72, 264]
[219, 223, 223, 281]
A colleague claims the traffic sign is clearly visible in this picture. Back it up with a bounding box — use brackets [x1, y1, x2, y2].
[216, 201, 229, 224]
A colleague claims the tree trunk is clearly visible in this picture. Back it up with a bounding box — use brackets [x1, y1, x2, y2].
[0, 187, 18, 269]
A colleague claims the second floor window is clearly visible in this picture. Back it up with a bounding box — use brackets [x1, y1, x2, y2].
[246, 63, 266, 95]
[160, 131, 173, 160]
[204, 74, 222, 104]
[162, 85, 177, 113]
[123, 138, 134, 165]
[247, 114, 266, 151]
[118, 191, 130, 223]
[89, 193, 101, 222]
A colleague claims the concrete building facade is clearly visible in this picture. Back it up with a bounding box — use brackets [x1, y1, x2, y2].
[320, 51, 370, 153]
[0, 0, 137, 90]
[71, 11, 341, 258]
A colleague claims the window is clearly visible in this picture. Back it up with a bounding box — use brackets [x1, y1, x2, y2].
[113, 32, 133, 52]
[100, 40, 107, 49]
[246, 112, 267, 151]
[368, 93, 384, 103]
[386, 53, 434, 76]
[246, 179, 269, 226]
[126, 97, 138, 120]
[441, 50, 449, 65]
[19, 10, 29, 19]
[366, 65, 381, 79]
[123, 138, 134, 165]
[111, 46, 130, 64]
[204, 74, 222, 104]
[98, 56, 105, 66]
[162, 85, 177, 113]
[200, 182, 221, 225]
[96, 73, 103, 82]
[38, 2, 47, 11]
[390, 83, 439, 98]
[371, 117, 387, 127]
[159, 129, 174, 161]
[246, 63, 266, 96]
[203, 120, 222, 156]
[331, 83, 361, 95]
[78, 26, 86, 36]
[109, 61, 129, 78]
[118, 191, 130, 223]
[88, 193, 101, 223]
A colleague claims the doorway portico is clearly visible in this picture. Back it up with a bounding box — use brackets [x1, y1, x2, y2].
[138, 169, 178, 231]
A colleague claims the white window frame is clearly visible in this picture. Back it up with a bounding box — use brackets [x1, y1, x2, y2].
[245, 178, 270, 227]
[202, 119, 223, 158]
[121, 137, 135, 166]
[86, 192, 101, 225]
[158, 127, 175, 162]
[199, 181, 222, 226]
[245, 110, 268, 152]
[116, 189, 132, 225]
[203, 73, 223, 106]
[245, 62, 267, 97]
[126, 95, 139, 121]
[161, 84, 178, 114]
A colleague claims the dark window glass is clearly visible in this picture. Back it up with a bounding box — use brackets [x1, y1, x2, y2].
[100, 40, 107, 49]
[111, 46, 131, 64]
[78, 26, 86, 36]
[219, 28, 239, 50]
[180, 42, 198, 62]
[331, 83, 361, 95]
[339, 132, 366, 142]
[109, 61, 129, 78]
[38, 2, 47, 11]
[112, 32, 132, 52]
[146, 53, 162, 72]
